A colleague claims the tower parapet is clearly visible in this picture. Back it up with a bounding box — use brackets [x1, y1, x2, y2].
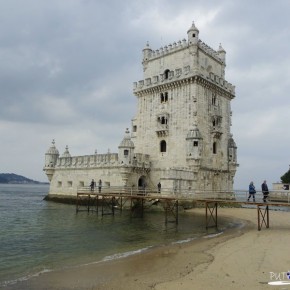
[133, 70, 235, 96]
[44, 131, 150, 173]
[138, 38, 224, 65]
[134, 21, 234, 96]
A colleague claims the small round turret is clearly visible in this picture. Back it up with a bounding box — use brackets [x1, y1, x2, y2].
[218, 43, 226, 63]
[45, 139, 59, 167]
[44, 139, 59, 181]
[119, 128, 135, 149]
[228, 134, 237, 162]
[143, 41, 152, 61]
[186, 124, 203, 159]
[118, 128, 135, 165]
[62, 145, 71, 158]
[187, 21, 199, 45]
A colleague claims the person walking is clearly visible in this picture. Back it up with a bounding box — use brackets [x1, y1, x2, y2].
[261, 180, 269, 202]
[90, 179, 95, 192]
[98, 179, 102, 193]
[247, 181, 256, 202]
[157, 182, 161, 193]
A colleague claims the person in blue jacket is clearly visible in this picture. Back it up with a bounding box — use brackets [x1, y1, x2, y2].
[247, 181, 256, 202]
[261, 180, 269, 202]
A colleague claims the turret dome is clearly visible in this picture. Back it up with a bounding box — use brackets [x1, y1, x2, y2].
[46, 139, 59, 155]
[61, 145, 71, 157]
[228, 135, 237, 148]
[187, 21, 199, 46]
[186, 124, 202, 139]
[187, 21, 199, 34]
[119, 128, 135, 148]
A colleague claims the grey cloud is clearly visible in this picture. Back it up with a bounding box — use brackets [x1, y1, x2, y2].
[1, 0, 290, 188]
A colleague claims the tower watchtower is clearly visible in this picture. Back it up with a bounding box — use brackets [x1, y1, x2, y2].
[187, 21, 199, 45]
[43, 140, 59, 181]
[132, 21, 238, 191]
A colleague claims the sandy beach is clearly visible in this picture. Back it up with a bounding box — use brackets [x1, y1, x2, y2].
[10, 207, 290, 290]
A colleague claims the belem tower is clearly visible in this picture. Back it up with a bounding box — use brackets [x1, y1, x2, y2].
[43, 21, 238, 197]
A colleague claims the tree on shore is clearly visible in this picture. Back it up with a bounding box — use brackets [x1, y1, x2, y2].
[280, 168, 290, 183]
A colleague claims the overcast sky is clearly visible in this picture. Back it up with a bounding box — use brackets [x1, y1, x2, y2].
[1, 0, 289, 190]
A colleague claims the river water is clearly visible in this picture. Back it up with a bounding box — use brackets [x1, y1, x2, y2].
[0, 184, 235, 288]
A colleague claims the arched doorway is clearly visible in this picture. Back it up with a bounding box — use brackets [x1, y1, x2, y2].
[138, 176, 146, 191]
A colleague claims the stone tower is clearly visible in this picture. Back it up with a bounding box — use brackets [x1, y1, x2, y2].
[43, 21, 238, 198]
[132, 21, 238, 191]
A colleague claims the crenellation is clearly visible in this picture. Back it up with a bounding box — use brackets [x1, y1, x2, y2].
[143, 37, 223, 64]
[198, 40, 222, 61]
[134, 70, 235, 96]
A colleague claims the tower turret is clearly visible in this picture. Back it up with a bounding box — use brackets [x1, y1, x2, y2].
[218, 43, 226, 63]
[61, 145, 71, 158]
[187, 21, 199, 45]
[218, 43, 226, 78]
[43, 140, 59, 181]
[142, 41, 152, 61]
[118, 128, 135, 165]
[228, 134, 237, 163]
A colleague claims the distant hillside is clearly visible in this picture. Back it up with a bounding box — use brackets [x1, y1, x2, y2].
[0, 173, 48, 184]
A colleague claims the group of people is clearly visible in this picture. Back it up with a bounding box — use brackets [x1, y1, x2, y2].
[90, 179, 102, 193]
[248, 180, 269, 202]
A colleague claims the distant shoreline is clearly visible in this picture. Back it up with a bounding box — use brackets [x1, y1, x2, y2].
[0, 182, 49, 185]
[0, 173, 49, 185]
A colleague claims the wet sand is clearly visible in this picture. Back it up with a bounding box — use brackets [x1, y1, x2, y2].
[8, 207, 290, 290]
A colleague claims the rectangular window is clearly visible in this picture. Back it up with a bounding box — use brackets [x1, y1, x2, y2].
[160, 92, 168, 103]
[193, 141, 198, 147]
[67, 181, 73, 187]
[213, 142, 217, 154]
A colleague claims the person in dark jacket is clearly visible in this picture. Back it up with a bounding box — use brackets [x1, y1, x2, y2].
[157, 182, 161, 193]
[261, 180, 269, 202]
[98, 179, 102, 193]
[90, 179, 95, 191]
[247, 181, 256, 202]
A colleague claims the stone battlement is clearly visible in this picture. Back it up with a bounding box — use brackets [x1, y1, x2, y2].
[143, 38, 223, 63]
[54, 152, 151, 169]
[133, 67, 235, 94]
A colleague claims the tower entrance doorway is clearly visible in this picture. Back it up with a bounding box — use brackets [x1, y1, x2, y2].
[138, 176, 146, 191]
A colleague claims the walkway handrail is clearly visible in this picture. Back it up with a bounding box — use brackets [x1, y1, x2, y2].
[76, 186, 290, 204]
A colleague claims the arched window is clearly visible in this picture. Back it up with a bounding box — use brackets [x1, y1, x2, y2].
[160, 140, 167, 152]
[160, 93, 164, 103]
[213, 142, 217, 154]
[124, 149, 129, 156]
[164, 69, 170, 79]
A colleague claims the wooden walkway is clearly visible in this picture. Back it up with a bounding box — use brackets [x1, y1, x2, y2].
[202, 199, 290, 231]
[76, 187, 290, 231]
[76, 190, 180, 224]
